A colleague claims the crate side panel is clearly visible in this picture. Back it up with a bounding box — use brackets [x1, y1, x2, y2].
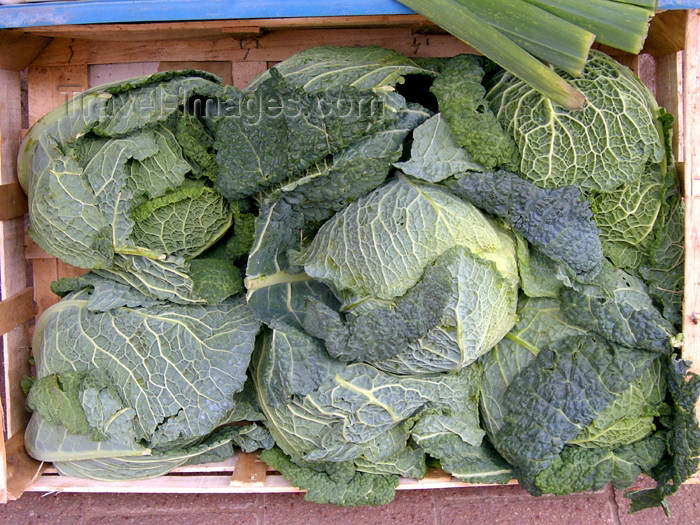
[683, 10, 700, 374]
[0, 69, 32, 440]
[232, 61, 267, 89]
[30, 28, 476, 67]
[89, 63, 160, 86]
[157, 61, 233, 85]
[26, 65, 89, 318]
[656, 52, 684, 162]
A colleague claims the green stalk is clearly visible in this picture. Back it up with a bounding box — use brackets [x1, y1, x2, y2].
[455, 0, 595, 76]
[522, 0, 656, 53]
[398, 0, 586, 110]
[608, 0, 657, 8]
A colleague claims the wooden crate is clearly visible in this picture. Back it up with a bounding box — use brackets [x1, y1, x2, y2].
[0, 10, 698, 502]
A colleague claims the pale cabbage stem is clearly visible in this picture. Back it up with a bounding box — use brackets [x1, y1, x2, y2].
[244, 271, 312, 295]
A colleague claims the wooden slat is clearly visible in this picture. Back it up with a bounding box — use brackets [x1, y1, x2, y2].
[0, 184, 27, 221]
[614, 55, 642, 76]
[158, 61, 233, 85]
[4, 430, 45, 502]
[27, 65, 89, 126]
[656, 52, 684, 162]
[0, 32, 51, 71]
[23, 236, 52, 260]
[232, 61, 267, 89]
[643, 10, 688, 56]
[0, 68, 31, 441]
[683, 10, 700, 381]
[0, 289, 34, 338]
[89, 63, 160, 87]
[17, 15, 429, 41]
[31, 28, 475, 67]
[57, 262, 88, 280]
[230, 451, 267, 487]
[32, 259, 59, 318]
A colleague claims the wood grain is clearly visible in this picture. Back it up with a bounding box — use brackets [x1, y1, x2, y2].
[0, 69, 31, 440]
[0, 184, 27, 221]
[683, 10, 700, 378]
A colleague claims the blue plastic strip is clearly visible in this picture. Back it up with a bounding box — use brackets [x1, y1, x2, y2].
[0, 0, 696, 30]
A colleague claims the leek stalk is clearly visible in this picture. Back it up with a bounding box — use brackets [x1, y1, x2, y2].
[455, 0, 595, 76]
[398, 0, 586, 110]
[522, 0, 656, 53]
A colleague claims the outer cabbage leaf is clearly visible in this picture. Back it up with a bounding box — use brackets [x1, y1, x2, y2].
[260, 447, 399, 507]
[570, 358, 666, 448]
[430, 54, 519, 170]
[590, 160, 665, 272]
[18, 70, 233, 304]
[214, 68, 404, 200]
[27, 289, 261, 456]
[245, 45, 436, 93]
[639, 167, 684, 326]
[479, 297, 588, 437]
[492, 335, 660, 486]
[535, 434, 667, 495]
[486, 50, 665, 192]
[560, 263, 675, 354]
[130, 181, 232, 259]
[394, 113, 484, 182]
[449, 170, 603, 282]
[49, 425, 269, 482]
[626, 358, 700, 516]
[418, 436, 512, 485]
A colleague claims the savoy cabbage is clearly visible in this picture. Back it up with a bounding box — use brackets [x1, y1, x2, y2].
[18, 71, 240, 304]
[17, 45, 698, 514]
[24, 276, 269, 479]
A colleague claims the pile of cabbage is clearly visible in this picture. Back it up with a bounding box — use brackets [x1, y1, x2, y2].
[18, 47, 697, 514]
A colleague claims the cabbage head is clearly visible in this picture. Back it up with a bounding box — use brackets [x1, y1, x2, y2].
[294, 174, 520, 374]
[18, 70, 238, 304]
[252, 321, 508, 506]
[23, 277, 270, 480]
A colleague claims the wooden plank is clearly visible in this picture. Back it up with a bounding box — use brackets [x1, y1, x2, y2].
[230, 451, 267, 487]
[0, 31, 51, 71]
[89, 63, 159, 87]
[57, 262, 87, 280]
[231, 61, 267, 90]
[614, 55, 642, 76]
[0, 289, 34, 338]
[18, 15, 428, 41]
[32, 37, 248, 67]
[158, 61, 233, 85]
[656, 52, 684, 162]
[24, 236, 52, 260]
[0, 69, 32, 440]
[28, 65, 89, 126]
[683, 10, 700, 377]
[32, 259, 59, 318]
[31, 28, 474, 67]
[643, 10, 688, 56]
[0, 184, 27, 221]
[4, 430, 45, 502]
